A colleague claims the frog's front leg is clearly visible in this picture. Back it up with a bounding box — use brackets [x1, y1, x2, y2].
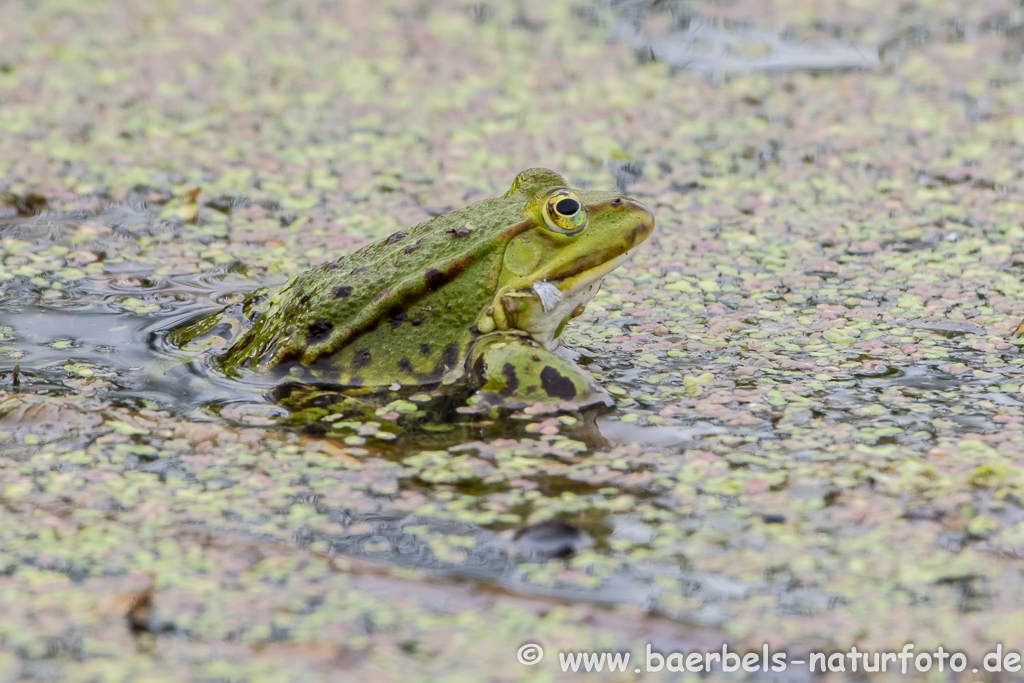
[466, 334, 613, 410]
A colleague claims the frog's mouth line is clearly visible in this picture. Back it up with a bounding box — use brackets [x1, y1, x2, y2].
[530, 247, 639, 313]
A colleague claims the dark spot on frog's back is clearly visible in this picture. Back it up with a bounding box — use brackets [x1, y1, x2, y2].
[388, 308, 408, 328]
[540, 366, 577, 400]
[424, 256, 471, 292]
[419, 343, 430, 355]
[424, 267, 447, 291]
[353, 348, 372, 368]
[306, 319, 334, 346]
[332, 285, 353, 299]
[403, 238, 426, 254]
[385, 231, 408, 245]
[397, 358, 413, 372]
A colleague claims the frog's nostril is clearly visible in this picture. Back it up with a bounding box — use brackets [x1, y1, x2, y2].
[611, 198, 624, 207]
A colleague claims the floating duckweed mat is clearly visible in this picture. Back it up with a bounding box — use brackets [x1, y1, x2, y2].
[2, 0, 1024, 680]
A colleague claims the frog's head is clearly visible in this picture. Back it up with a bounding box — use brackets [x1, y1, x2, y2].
[482, 168, 654, 349]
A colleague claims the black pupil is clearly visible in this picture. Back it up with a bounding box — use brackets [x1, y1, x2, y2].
[555, 198, 580, 216]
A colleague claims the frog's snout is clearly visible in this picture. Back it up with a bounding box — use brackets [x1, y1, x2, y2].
[618, 197, 655, 248]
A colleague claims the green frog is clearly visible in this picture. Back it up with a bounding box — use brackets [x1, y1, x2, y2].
[168, 168, 654, 411]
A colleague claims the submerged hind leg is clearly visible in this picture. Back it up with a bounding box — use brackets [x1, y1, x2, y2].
[466, 334, 612, 411]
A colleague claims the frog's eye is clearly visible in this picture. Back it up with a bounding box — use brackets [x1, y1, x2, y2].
[542, 190, 588, 235]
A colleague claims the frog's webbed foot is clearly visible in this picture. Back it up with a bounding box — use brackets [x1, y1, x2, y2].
[466, 334, 612, 411]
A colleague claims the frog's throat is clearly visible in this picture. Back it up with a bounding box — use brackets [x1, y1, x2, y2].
[489, 246, 639, 349]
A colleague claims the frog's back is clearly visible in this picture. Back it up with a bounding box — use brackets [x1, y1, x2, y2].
[181, 195, 529, 387]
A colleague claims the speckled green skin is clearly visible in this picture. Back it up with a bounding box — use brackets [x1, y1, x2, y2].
[467, 334, 616, 408]
[169, 169, 653, 404]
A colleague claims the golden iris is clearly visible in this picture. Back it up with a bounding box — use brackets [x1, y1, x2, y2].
[542, 190, 587, 235]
